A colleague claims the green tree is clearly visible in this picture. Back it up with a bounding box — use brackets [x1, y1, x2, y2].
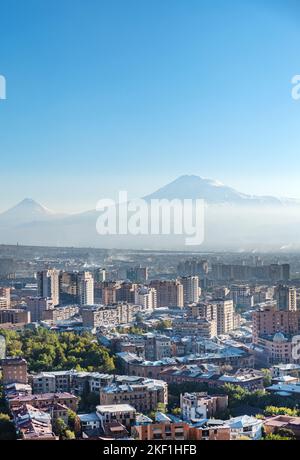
[64, 429, 75, 440]
[78, 382, 99, 413]
[67, 409, 81, 435]
[0, 384, 8, 414]
[154, 320, 172, 331]
[53, 417, 68, 438]
[0, 413, 16, 440]
[0, 328, 116, 373]
[263, 433, 294, 441]
[264, 406, 299, 417]
[156, 402, 167, 413]
[261, 369, 272, 388]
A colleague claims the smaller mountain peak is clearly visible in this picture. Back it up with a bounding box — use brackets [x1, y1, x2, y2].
[16, 198, 46, 210]
[0, 198, 56, 224]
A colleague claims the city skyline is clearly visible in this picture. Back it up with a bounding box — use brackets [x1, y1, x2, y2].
[3, 0, 300, 448]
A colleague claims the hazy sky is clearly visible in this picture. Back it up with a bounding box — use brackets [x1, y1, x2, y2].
[1, 0, 300, 213]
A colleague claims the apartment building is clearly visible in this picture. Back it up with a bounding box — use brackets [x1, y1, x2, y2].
[78, 271, 94, 306]
[0, 287, 11, 307]
[25, 297, 54, 322]
[37, 269, 60, 306]
[0, 308, 30, 325]
[173, 317, 217, 339]
[149, 280, 184, 308]
[180, 392, 228, 421]
[96, 404, 136, 429]
[81, 303, 141, 329]
[11, 404, 58, 440]
[99, 379, 168, 413]
[252, 308, 300, 341]
[42, 305, 79, 322]
[180, 276, 200, 304]
[211, 299, 234, 335]
[8, 392, 78, 412]
[275, 285, 297, 311]
[135, 287, 157, 312]
[1, 357, 28, 385]
[133, 412, 189, 440]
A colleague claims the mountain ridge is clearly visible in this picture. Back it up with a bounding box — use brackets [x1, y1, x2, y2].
[1, 175, 300, 250]
[2, 175, 300, 221]
[144, 175, 286, 206]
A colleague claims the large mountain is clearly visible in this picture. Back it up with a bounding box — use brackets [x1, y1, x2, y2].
[0, 176, 300, 250]
[144, 175, 284, 206]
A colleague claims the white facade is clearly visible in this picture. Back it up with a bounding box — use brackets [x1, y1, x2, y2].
[226, 415, 263, 440]
[212, 299, 234, 335]
[135, 287, 157, 312]
[37, 269, 60, 306]
[180, 393, 208, 421]
[78, 271, 94, 306]
[181, 276, 200, 304]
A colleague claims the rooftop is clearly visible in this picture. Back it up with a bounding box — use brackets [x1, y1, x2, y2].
[96, 404, 136, 413]
[267, 383, 300, 395]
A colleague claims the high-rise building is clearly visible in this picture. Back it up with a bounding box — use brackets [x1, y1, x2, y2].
[94, 268, 106, 283]
[282, 264, 291, 282]
[275, 285, 297, 311]
[180, 276, 200, 304]
[78, 272, 94, 306]
[211, 263, 290, 282]
[252, 307, 300, 341]
[26, 297, 54, 322]
[59, 272, 79, 305]
[149, 280, 184, 308]
[37, 269, 60, 306]
[116, 282, 137, 303]
[99, 281, 118, 305]
[126, 266, 148, 283]
[190, 302, 217, 322]
[177, 259, 209, 277]
[252, 307, 300, 365]
[211, 299, 234, 335]
[0, 287, 11, 308]
[0, 297, 9, 309]
[135, 287, 157, 311]
[230, 285, 254, 309]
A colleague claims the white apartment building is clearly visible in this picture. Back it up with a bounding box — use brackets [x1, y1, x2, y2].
[37, 269, 60, 306]
[78, 271, 94, 306]
[180, 276, 200, 304]
[211, 299, 234, 335]
[135, 287, 157, 312]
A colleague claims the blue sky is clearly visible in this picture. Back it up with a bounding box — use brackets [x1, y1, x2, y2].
[0, 0, 300, 212]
